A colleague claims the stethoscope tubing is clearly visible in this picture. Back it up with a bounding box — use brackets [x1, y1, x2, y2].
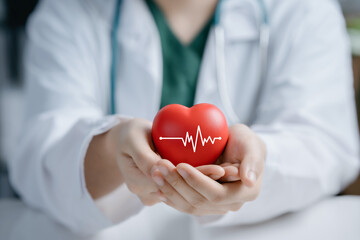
[215, 0, 269, 124]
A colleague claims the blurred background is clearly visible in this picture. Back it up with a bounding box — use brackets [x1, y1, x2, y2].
[0, 0, 359, 198]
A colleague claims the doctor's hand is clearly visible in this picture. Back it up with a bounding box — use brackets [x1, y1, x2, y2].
[108, 118, 162, 206]
[216, 124, 266, 184]
[107, 118, 226, 206]
[150, 124, 266, 215]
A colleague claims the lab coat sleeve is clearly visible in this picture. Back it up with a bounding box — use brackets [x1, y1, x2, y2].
[197, 0, 360, 226]
[9, 0, 144, 235]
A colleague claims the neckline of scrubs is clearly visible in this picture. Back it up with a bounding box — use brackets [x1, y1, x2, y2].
[145, 0, 214, 108]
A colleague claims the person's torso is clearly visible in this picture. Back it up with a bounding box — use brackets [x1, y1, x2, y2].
[84, 0, 306, 125]
[27, 0, 346, 238]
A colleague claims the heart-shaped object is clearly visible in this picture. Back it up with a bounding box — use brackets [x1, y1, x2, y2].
[152, 103, 228, 167]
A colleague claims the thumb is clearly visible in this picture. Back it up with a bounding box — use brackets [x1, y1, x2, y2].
[239, 155, 263, 187]
[131, 131, 162, 177]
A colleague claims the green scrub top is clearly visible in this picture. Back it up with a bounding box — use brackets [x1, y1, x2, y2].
[145, 0, 214, 108]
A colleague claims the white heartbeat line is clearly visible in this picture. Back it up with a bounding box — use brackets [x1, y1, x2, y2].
[159, 125, 222, 153]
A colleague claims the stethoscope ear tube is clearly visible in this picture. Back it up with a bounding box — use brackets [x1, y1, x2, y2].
[214, 0, 269, 125]
[215, 25, 241, 125]
[249, 24, 270, 123]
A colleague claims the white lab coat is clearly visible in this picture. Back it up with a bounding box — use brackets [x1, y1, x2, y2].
[9, 0, 360, 238]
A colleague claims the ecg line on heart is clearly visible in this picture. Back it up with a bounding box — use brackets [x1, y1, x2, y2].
[159, 125, 222, 152]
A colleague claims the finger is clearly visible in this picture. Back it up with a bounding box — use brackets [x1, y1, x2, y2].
[239, 154, 264, 187]
[117, 155, 159, 194]
[158, 190, 228, 216]
[220, 162, 240, 168]
[158, 185, 243, 213]
[151, 169, 199, 214]
[218, 165, 241, 182]
[129, 126, 162, 177]
[155, 160, 209, 208]
[224, 124, 265, 187]
[164, 199, 228, 216]
[158, 188, 243, 213]
[196, 165, 225, 180]
[176, 163, 225, 203]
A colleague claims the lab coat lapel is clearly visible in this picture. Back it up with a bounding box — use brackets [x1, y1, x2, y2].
[195, 0, 261, 125]
[115, 0, 162, 121]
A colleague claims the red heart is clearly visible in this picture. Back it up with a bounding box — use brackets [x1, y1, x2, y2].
[152, 103, 229, 167]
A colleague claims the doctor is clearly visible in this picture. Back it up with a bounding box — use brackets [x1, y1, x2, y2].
[9, 0, 360, 238]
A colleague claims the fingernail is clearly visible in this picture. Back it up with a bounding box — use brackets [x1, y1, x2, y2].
[247, 170, 257, 183]
[177, 169, 188, 179]
[153, 176, 164, 186]
[158, 165, 168, 176]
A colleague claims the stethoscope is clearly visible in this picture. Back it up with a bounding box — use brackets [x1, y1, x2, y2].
[110, 0, 269, 124]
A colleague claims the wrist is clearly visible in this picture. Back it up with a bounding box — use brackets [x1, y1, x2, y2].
[84, 119, 130, 199]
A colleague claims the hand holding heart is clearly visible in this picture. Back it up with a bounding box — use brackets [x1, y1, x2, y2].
[112, 104, 266, 215]
[151, 124, 266, 216]
[111, 118, 226, 207]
